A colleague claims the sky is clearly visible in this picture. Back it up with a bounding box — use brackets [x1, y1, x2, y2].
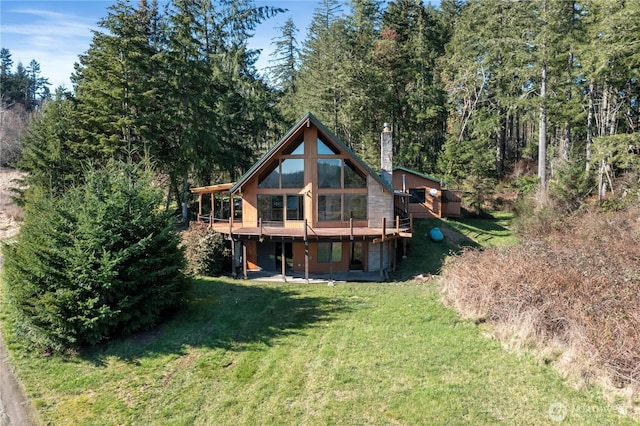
[0, 0, 318, 90]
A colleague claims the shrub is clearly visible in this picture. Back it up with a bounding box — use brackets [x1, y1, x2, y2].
[1, 162, 188, 349]
[182, 224, 230, 277]
[440, 206, 640, 392]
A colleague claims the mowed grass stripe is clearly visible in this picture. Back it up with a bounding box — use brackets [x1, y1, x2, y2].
[4, 278, 633, 425]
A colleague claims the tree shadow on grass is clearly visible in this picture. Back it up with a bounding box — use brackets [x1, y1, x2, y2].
[82, 278, 350, 365]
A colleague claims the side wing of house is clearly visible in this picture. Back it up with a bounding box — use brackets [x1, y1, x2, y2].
[393, 167, 443, 218]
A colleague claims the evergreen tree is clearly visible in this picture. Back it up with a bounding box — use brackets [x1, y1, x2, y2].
[296, 0, 347, 130]
[72, 0, 162, 163]
[268, 17, 300, 123]
[2, 161, 188, 349]
[18, 88, 82, 197]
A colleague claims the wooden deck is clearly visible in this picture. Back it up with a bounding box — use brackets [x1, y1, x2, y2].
[194, 217, 412, 241]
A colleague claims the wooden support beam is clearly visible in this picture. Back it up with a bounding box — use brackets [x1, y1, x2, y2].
[281, 241, 287, 282]
[242, 242, 247, 279]
[382, 217, 386, 242]
[198, 194, 203, 217]
[230, 194, 235, 223]
[329, 242, 334, 283]
[393, 238, 398, 271]
[379, 240, 384, 280]
[231, 238, 237, 278]
[350, 218, 354, 240]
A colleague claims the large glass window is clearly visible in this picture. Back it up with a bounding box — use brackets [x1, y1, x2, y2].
[286, 195, 304, 221]
[318, 194, 342, 221]
[258, 195, 283, 221]
[318, 242, 342, 263]
[281, 159, 304, 188]
[344, 194, 367, 220]
[318, 159, 341, 188]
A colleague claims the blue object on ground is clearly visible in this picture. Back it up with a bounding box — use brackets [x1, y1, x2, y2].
[429, 227, 444, 242]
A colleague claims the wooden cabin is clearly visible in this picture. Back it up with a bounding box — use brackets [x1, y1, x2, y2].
[392, 166, 461, 219]
[191, 113, 412, 281]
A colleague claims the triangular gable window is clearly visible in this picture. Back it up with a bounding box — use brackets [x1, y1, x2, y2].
[317, 138, 339, 155]
[344, 159, 367, 188]
[258, 160, 279, 188]
[283, 138, 304, 155]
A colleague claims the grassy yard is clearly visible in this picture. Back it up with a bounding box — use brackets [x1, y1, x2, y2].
[0, 213, 635, 424]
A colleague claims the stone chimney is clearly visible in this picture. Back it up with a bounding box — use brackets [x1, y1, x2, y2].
[380, 122, 393, 186]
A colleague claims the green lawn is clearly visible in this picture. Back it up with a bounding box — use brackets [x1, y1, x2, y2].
[1, 213, 636, 425]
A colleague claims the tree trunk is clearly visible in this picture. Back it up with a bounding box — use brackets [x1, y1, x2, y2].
[538, 62, 547, 191]
[585, 82, 594, 173]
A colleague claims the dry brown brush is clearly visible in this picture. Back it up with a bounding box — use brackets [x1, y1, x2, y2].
[440, 206, 640, 395]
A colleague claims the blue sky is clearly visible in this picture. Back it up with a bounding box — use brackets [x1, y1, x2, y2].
[0, 0, 318, 89]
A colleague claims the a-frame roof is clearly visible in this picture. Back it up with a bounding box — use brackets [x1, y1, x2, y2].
[230, 112, 393, 194]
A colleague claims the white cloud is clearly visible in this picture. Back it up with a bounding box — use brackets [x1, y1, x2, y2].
[2, 5, 103, 89]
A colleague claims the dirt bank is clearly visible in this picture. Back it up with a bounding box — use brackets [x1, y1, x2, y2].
[0, 168, 34, 425]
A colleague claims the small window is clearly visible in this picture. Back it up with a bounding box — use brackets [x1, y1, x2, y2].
[286, 195, 304, 221]
[409, 188, 426, 204]
[258, 195, 283, 221]
[318, 242, 342, 263]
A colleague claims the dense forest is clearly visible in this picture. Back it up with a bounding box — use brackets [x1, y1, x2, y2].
[2, 0, 640, 218]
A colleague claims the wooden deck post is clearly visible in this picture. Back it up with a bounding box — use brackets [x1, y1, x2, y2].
[350, 218, 354, 240]
[379, 241, 384, 280]
[329, 242, 334, 282]
[242, 241, 247, 279]
[210, 193, 214, 224]
[393, 238, 398, 271]
[304, 219, 309, 284]
[382, 217, 386, 242]
[281, 240, 287, 282]
[231, 237, 237, 278]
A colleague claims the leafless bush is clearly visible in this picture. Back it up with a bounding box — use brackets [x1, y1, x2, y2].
[441, 206, 640, 397]
[0, 103, 28, 167]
